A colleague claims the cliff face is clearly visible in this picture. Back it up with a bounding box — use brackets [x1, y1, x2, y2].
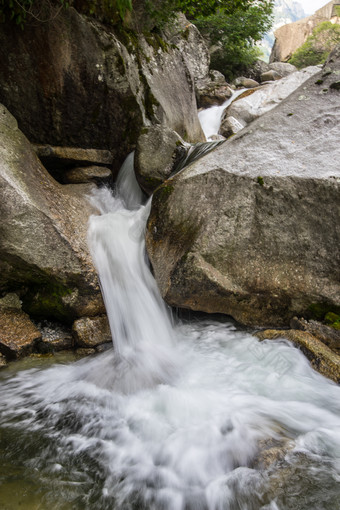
[270, 0, 340, 62]
[0, 8, 207, 172]
[260, 0, 306, 61]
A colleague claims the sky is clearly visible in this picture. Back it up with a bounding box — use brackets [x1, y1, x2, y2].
[298, 0, 333, 15]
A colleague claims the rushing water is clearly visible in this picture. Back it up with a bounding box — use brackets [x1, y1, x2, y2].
[1, 153, 340, 509]
[198, 89, 246, 140]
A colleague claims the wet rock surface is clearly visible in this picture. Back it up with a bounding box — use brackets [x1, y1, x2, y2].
[63, 166, 112, 185]
[135, 126, 185, 195]
[0, 104, 105, 321]
[35, 321, 74, 353]
[72, 315, 112, 348]
[0, 308, 41, 359]
[290, 317, 340, 354]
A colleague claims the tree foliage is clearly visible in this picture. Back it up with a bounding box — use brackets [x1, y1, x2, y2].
[0, 0, 274, 81]
[0, 0, 69, 26]
[0, 0, 132, 26]
[193, 1, 274, 80]
[289, 21, 340, 69]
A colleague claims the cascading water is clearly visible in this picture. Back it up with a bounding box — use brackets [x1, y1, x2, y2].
[1, 153, 340, 509]
[198, 89, 246, 140]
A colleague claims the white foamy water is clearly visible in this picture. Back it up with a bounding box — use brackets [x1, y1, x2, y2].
[0, 154, 340, 510]
[198, 89, 246, 140]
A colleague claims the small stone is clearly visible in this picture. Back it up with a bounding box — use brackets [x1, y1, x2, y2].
[233, 77, 259, 88]
[260, 70, 282, 82]
[0, 308, 41, 359]
[210, 134, 226, 141]
[35, 321, 74, 353]
[75, 348, 96, 358]
[218, 115, 244, 138]
[33, 145, 113, 169]
[63, 166, 112, 184]
[0, 293, 22, 310]
[269, 62, 297, 77]
[0, 353, 7, 367]
[135, 126, 185, 195]
[72, 315, 112, 348]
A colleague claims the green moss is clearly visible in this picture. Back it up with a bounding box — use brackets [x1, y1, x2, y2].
[308, 303, 340, 322]
[116, 26, 139, 51]
[156, 183, 174, 200]
[116, 53, 126, 75]
[143, 32, 169, 53]
[144, 89, 160, 120]
[182, 27, 190, 41]
[144, 175, 160, 184]
[325, 312, 340, 330]
[330, 81, 340, 90]
[23, 281, 75, 323]
[287, 113, 294, 116]
[257, 176, 264, 186]
[315, 79, 324, 85]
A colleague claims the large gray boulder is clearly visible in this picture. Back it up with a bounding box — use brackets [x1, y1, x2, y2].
[219, 66, 320, 136]
[135, 126, 185, 195]
[0, 8, 204, 172]
[146, 53, 340, 327]
[0, 104, 105, 321]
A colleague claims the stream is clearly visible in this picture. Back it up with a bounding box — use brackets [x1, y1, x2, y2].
[0, 100, 340, 510]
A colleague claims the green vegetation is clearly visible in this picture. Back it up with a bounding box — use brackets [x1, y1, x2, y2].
[325, 312, 340, 330]
[289, 21, 340, 69]
[0, 0, 132, 26]
[1, 0, 274, 80]
[257, 176, 264, 186]
[0, 0, 70, 26]
[193, 1, 273, 80]
[308, 303, 340, 325]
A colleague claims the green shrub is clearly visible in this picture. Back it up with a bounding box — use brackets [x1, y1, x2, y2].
[0, 0, 132, 27]
[289, 21, 340, 69]
[193, 2, 273, 80]
[0, 0, 69, 26]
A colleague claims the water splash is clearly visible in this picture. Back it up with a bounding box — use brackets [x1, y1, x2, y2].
[87, 153, 178, 393]
[0, 152, 340, 510]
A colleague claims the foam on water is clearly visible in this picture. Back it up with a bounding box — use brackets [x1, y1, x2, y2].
[0, 153, 340, 510]
[198, 89, 246, 140]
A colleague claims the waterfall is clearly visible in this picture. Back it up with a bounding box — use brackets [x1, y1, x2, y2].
[0, 147, 340, 510]
[198, 89, 246, 140]
[87, 154, 178, 393]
